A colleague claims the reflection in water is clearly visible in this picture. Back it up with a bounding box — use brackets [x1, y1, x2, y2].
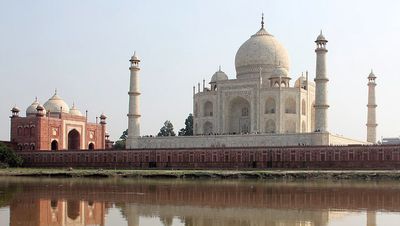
[10, 198, 106, 226]
[1, 177, 400, 226]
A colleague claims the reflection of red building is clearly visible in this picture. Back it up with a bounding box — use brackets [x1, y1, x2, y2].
[10, 91, 108, 151]
[10, 199, 106, 226]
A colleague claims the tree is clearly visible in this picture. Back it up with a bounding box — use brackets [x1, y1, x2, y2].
[178, 113, 193, 136]
[114, 129, 128, 149]
[157, 120, 176, 136]
[0, 142, 23, 167]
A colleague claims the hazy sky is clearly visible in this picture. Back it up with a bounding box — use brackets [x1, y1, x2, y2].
[1, 0, 400, 142]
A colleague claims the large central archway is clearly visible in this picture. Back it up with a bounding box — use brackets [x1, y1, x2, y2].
[68, 129, 80, 150]
[228, 97, 251, 134]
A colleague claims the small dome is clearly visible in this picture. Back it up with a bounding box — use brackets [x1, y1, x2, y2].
[130, 51, 140, 62]
[316, 30, 327, 42]
[368, 70, 376, 78]
[294, 75, 306, 87]
[210, 66, 228, 83]
[235, 25, 290, 78]
[36, 104, 46, 116]
[26, 98, 39, 116]
[11, 106, 20, 113]
[43, 91, 70, 114]
[271, 65, 289, 78]
[69, 103, 83, 116]
[100, 113, 107, 120]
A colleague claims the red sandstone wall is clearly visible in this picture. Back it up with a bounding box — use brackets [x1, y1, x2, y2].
[17, 145, 400, 169]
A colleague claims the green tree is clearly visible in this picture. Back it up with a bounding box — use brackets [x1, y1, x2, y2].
[157, 120, 176, 136]
[0, 142, 23, 167]
[114, 129, 128, 149]
[178, 113, 193, 136]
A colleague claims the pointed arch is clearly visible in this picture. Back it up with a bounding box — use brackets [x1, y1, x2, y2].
[265, 97, 276, 114]
[265, 119, 276, 133]
[51, 140, 58, 151]
[203, 101, 213, 117]
[285, 98, 296, 114]
[68, 129, 80, 150]
[301, 99, 306, 115]
[203, 121, 213, 135]
[285, 120, 296, 133]
[228, 96, 250, 134]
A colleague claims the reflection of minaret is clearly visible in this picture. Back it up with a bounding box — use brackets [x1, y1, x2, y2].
[366, 211, 376, 226]
[119, 204, 139, 226]
[366, 70, 377, 143]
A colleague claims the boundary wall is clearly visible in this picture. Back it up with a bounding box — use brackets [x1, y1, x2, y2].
[17, 144, 400, 169]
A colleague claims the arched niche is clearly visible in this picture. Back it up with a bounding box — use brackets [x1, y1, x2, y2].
[203, 101, 213, 117]
[68, 129, 80, 150]
[265, 119, 276, 133]
[203, 121, 213, 135]
[265, 97, 276, 114]
[285, 98, 296, 114]
[228, 96, 251, 134]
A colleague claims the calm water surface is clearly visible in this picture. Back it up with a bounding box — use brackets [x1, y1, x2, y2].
[0, 176, 399, 226]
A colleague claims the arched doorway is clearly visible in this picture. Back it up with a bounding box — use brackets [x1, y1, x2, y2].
[88, 143, 94, 150]
[228, 97, 251, 134]
[68, 129, 80, 150]
[51, 140, 58, 151]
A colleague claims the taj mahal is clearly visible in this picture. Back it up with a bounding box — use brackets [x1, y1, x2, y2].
[125, 16, 377, 149]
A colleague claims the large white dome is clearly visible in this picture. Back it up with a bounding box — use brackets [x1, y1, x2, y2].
[43, 91, 70, 113]
[235, 26, 290, 79]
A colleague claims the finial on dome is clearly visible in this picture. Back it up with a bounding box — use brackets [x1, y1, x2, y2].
[54, 88, 58, 95]
[369, 69, 376, 78]
[35, 96, 38, 102]
[261, 12, 264, 29]
[316, 30, 327, 42]
[219, 65, 221, 71]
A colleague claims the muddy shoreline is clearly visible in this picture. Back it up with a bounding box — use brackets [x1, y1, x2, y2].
[2, 168, 400, 180]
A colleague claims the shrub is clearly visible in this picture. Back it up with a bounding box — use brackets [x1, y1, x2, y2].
[0, 142, 23, 167]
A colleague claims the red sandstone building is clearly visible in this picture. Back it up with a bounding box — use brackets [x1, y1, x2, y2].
[10, 91, 108, 151]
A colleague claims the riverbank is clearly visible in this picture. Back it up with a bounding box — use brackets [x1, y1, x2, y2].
[2, 168, 400, 180]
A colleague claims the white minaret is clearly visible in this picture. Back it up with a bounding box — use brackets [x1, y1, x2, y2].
[126, 52, 141, 149]
[314, 31, 329, 132]
[366, 70, 377, 143]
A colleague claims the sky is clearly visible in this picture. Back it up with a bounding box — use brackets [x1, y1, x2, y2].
[1, 0, 400, 142]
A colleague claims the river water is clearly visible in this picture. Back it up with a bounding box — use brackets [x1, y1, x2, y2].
[0, 176, 400, 226]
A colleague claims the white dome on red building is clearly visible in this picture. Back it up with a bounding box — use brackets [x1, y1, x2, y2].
[43, 91, 70, 113]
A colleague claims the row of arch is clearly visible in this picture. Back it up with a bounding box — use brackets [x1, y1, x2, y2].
[196, 98, 311, 118]
[50, 129, 95, 151]
[17, 125, 35, 137]
[198, 120, 309, 134]
[265, 98, 308, 115]
[17, 143, 35, 151]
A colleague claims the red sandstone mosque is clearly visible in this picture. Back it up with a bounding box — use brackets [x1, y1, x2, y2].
[9, 90, 108, 151]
